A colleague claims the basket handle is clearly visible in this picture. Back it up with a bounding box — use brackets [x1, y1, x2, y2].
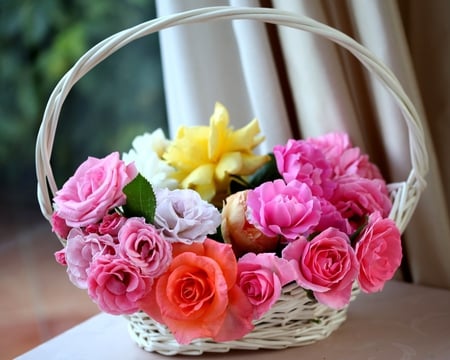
[36, 6, 428, 232]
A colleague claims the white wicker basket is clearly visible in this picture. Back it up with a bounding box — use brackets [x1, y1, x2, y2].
[35, 6, 428, 356]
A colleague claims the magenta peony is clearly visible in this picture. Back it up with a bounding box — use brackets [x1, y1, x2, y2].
[246, 179, 321, 240]
[273, 139, 335, 198]
[306, 132, 383, 180]
[330, 175, 392, 230]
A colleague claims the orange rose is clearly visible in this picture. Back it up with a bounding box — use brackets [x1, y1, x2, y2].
[222, 190, 279, 257]
[138, 239, 253, 344]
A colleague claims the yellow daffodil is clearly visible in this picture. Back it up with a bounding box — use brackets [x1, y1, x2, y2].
[163, 103, 269, 204]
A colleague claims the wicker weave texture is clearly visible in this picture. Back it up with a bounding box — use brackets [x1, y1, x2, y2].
[126, 283, 359, 356]
[35, 6, 429, 356]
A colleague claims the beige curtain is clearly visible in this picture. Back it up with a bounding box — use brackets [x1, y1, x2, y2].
[155, 0, 450, 289]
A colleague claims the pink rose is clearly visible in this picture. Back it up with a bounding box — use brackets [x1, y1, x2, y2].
[87, 255, 153, 315]
[118, 217, 172, 277]
[246, 179, 321, 240]
[222, 190, 279, 257]
[273, 139, 335, 198]
[237, 252, 295, 319]
[138, 239, 254, 345]
[330, 175, 392, 230]
[53, 152, 137, 228]
[355, 212, 402, 293]
[65, 228, 117, 289]
[283, 228, 359, 309]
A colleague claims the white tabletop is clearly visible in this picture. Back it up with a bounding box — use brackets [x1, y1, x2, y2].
[16, 280, 450, 360]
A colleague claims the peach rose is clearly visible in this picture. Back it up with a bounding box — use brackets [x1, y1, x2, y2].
[222, 190, 279, 257]
[138, 239, 253, 344]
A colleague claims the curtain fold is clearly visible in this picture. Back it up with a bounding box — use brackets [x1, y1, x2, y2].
[349, 0, 450, 287]
[155, 0, 450, 289]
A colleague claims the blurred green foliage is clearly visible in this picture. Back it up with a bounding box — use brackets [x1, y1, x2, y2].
[0, 0, 167, 209]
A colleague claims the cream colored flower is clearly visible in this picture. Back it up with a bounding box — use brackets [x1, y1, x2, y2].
[163, 103, 269, 204]
[122, 129, 178, 189]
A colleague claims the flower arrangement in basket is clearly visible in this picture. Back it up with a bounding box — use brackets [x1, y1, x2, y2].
[51, 102, 402, 347]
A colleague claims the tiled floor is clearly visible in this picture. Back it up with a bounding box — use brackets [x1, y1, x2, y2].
[0, 212, 99, 359]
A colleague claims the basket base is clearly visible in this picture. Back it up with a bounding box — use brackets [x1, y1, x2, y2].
[126, 283, 359, 356]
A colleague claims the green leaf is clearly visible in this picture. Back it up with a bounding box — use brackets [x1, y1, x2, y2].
[122, 174, 156, 224]
[249, 153, 281, 188]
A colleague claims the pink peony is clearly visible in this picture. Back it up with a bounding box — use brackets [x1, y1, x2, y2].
[53, 152, 137, 228]
[307, 132, 351, 160]
[246, 179, 321, 240]
[307, 132, 383, 180]
[315, 198, 352, 235]
[138, 239, 254, 345]
[330, 175, 392, 230]
[237, 252, 296, 319]
[65, 228, 117, 289]
[154, 188, 221, 244]
[283, 228, 359, 309]
[87, 254, 153, 315]
[355, 212, 402, 293]
[273, 139, 335, 198]
[118, 217, 172, 277]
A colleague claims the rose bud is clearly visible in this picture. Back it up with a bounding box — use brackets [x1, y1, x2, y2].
[221, 190, 279, 257]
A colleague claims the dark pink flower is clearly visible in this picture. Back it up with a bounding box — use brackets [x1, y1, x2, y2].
[51, 213, 71, 239]
[273, 139, 335, 198]
[118, 217, 172, 277]
[53, 152, 137, 228]
[246, 179, 321, 240]
[98, 212, 126, 237]
[283, 228, 358, 309]
[355, 212, 402, 293]
[330, 175, 392, 230]
[54, 248, 67, 266]
[87, 255, 153, 315]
